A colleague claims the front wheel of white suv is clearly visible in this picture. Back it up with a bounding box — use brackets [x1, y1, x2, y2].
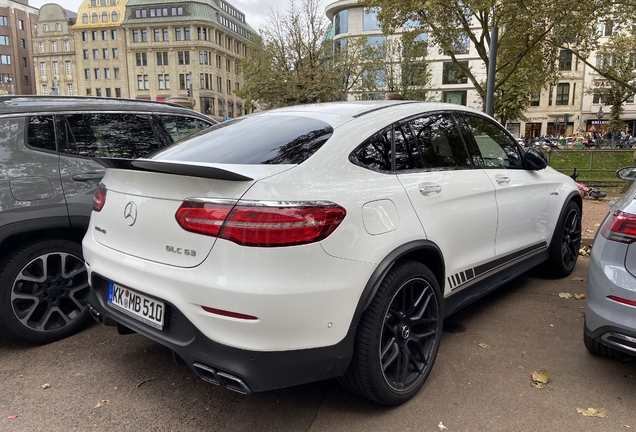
[0, 239, 91, 343]
[340, 260, 442, 405]
[545, 201, 582, 277]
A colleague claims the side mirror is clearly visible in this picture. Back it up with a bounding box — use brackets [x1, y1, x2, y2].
[524, 147, 548, 170]
[616, 166, 636, 181]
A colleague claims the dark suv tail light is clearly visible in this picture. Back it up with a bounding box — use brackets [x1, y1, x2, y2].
[93, 183, 107, 212]
[176, 200, 346, 247]
[600, 210, 636, 244]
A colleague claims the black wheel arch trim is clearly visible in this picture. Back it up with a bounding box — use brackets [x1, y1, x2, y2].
[349, 240, 445, 331]
[552, 191, 582, 242]
[0, 216, 72, 246]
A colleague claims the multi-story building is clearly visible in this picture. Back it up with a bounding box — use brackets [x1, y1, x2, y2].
[121, 0, 253, 119]
[32, 4, 76, 96]
[32, 0, 254, 121]
[326, 1, 636, 139]
[0, 0, 37, 95]
[73, 0, 129, 98]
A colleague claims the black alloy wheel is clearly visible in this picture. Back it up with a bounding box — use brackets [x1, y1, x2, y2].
[560, 206, 581, 271]
[339, 260, 442, 405]
[0, 240, 91, 343]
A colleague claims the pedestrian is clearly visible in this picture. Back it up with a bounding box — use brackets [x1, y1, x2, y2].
[385, 93, 405, 100]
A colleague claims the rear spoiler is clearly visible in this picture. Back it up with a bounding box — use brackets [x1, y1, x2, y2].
[95, 158, 254, 182]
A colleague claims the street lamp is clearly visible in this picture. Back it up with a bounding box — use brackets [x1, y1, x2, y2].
[596, 103, 604, 119]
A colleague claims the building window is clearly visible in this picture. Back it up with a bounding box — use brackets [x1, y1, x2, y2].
[66, 61, 72, 75]
[548, 84, 554, 105]
[51, 41, 57, 52]
[43, 24, 49, 32]
[0, 55, 10, 64]
[451, 33, 470, 54]
[162, 28, 168, 41]
[64, 40, 70, 51]
[157, 52, 168, 65]
[82, 31, 87, 41]
[42, 84, 48, 94]
[92, 31, 98, 41]
[96, 88, 102, 97]
[92, 12, 98, 23]
[158, 74, 170, 90]
[20, 38, 25, 48]
[442, 90, 467, 105]
[102, 12, 108, 22]
[82, 13, 88, 23]
[556, 83, 570, 105]
[83, 49, 89, 60]
[112, 11, 118, 21]
[136, 52, 147, 66]
[93, 49, 99, 60]
[18, 19, 23, 29]
[179, 73, 186, 89]
[106, 88, 111, 97]
[94, 68, 101, 79]
[226, 59, 231, 71]
[85, 69, 90, 80]
[217, 76, 222, 92]
[178, 51, 190, 65]
[599, 21, 614, 37]
[67, 84, 73, 95]
[227, 79, 232, 94]
[111, 30, 117, 40]
[116, 88, 121, 98]
[184, 27, 190, 40]
[22, 57, 26, 67]
[38, 42, 44, 53]
[114, 68, 120, 79]
[133, 30, 139, 42]
[56, 23, 62, 31]
[86, 88, 91, 96]
[102, 30, 107, 41]
[52, 61, 58, 74]
[112, 48, 118, 58]
[154, 28, 161, 42]
[175, 28, 181, 41]
[363, 9, 381, 31]
[442, 61, 468, 84]
[105, 68, 111, 79]
[141, 29, 147, 42]
[334, 10, 348, 35]
[559, 50, 572, 71]
[40, 62, 46, 76]
[216, 55, 222, 68]
[137, 74, 149, 90]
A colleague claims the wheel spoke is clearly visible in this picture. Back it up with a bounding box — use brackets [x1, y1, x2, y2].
[413, 329, 437, 340]
[403, 345, 423, 375]
[412, 289, 432, 321]
[382, 341, 399, 371]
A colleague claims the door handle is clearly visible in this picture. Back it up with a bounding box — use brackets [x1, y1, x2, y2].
[72, 171, 105, 181]
[418, 183, 442, 196]
[495, 175, 510, 185]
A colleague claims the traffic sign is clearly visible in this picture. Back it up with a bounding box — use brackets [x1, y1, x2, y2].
[576, 125, 583, 132]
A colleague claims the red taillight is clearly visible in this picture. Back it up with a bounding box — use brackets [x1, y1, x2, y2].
[600, 210, 636, 244]
[608, 295, 636, 307]
[175, 201, 346, 247]
[175, 201, 233, 236]
[93, 184, 107, 212]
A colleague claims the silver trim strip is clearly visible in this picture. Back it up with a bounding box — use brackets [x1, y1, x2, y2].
[601, 332, 636, 354]
[183, 198, 339, 208]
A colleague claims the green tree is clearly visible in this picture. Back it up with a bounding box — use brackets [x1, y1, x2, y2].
[360, 0, 604, 120]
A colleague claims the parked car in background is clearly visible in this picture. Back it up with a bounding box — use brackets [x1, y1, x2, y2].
[584, 165, 636, 359]
[83, 101, 582, 405]
[0, 96, 216, 343]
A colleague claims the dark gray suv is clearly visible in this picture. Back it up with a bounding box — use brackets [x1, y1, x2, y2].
[0, 96, 215, 343]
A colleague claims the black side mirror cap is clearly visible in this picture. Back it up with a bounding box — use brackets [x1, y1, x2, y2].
[523, 147, 548, 170]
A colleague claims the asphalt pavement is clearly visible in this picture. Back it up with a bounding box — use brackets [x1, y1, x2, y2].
[1, 257, 634, 432]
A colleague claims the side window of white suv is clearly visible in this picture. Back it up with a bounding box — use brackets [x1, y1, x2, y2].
[459, 114, 523, 168]
[406, 113, 472, 169]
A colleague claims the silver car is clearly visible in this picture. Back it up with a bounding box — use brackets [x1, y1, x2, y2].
[584, 166, 636, 358]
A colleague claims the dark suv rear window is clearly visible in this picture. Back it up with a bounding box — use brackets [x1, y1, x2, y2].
[150, 115, 333, 165]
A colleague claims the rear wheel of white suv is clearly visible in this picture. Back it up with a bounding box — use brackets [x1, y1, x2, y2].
[341, 260, 442, 405]
[0, 240, 91, 343]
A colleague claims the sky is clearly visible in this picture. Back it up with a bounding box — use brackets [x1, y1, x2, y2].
[26, 0, 316, 33]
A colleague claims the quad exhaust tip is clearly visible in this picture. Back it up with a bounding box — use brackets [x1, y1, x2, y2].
[192, 362, 252, 395]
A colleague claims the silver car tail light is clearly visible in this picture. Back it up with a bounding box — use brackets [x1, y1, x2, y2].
[600, 210, 636, 244]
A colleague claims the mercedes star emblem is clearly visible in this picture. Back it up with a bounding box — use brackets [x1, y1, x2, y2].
[124, 201, 138, 226]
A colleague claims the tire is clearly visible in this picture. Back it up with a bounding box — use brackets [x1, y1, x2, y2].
[545, 200, 581, 278]
[0, 239, 91, 343]
[339, 260, 442, 405]
[583, 329, 626, 360]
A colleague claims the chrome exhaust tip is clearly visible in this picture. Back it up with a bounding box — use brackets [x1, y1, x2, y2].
[192, 362, 252, 394]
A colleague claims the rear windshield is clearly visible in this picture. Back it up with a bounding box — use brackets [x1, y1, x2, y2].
[149, 114, 333, 165]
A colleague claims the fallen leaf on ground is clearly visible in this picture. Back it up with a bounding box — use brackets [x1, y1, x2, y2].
[559, 292, 573, 299]
[576, 407, 607, 418]
[594, 223, 600, 227]
[478, 342, 489, 349]
[7, 415, 18, 419]
[95, 399, 109, 408]
[571, 277, 584, 282]
[136, 377, 157, 388]
[586, 229, 594, 233]
[574, 294, 586, 300]
[17, 374, 23, 378]
[624, 425, 630, 428]
[532, 370, 549, 388]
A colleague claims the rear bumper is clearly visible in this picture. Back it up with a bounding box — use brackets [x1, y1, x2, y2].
[584, 323, 636, 356]
[87, 280, 354, 393]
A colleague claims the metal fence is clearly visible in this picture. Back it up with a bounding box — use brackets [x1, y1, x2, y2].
[545, 148, 635, 187]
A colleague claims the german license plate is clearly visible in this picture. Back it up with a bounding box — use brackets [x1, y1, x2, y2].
[107, 282, 164, 330]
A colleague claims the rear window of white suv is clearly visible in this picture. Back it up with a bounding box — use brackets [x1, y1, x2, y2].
[150, 115, 333, 165]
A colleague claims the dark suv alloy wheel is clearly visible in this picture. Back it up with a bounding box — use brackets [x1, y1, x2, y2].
[339, 260, 442, 405]
[545, 201, 581, 277]
[0, 239, 91, 343]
